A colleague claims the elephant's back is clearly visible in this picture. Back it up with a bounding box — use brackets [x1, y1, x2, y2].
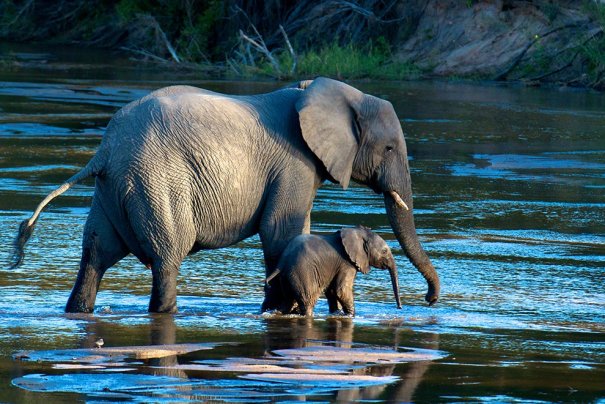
[96, 86, 315, 250]
[100, 90, 277, 248]
[280, 233, 340, 268]
[103, 89, 264, 175]
[103, 86, 308, 177]
[278, 233, 344, 290]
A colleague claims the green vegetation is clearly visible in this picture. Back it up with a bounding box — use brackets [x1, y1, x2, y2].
[295, 42, 420, 80]
[113, 0, 225, 63]
[518, 36, 550, 78]
[579, 1, 605, 87]
[2, 0, 605, 87]
[0, 0, 422, 81]
[236, 40, 421, 81]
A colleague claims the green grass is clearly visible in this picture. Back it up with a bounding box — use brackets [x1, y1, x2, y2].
[296, 43, 420, 80]
[242, 41, 421, 81]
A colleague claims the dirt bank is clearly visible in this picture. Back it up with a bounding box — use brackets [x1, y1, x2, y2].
[394, 0, 604, 88]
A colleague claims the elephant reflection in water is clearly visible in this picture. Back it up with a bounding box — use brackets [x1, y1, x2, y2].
[263, 316, 355, 352]
[147, 314, 187, 378]
[342, 328, 440, 403]
[83, 314, 189, 380]
[81, 315, 438, 401]
[263, 317, 440, 402]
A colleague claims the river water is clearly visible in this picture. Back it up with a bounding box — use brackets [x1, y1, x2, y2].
[0, 43, 603, 402]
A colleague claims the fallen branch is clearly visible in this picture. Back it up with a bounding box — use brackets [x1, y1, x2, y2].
[527, 29, 603, 82]
[157, 24, 181, 63]
[230, 5, 302, 77]
[279, 24, 297, 74]
[226, 56, 242, 75]
[244, 43, 255, 66]
[120, 46, 169, 63]
[327, 1, 404, 23]
[528, 55, 576, 81]
[239, 29, 281, 75]
[134, 14, 181, 64]
[7, 0, 34, 27]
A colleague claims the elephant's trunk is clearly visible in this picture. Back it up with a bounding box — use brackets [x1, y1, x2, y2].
[388, 265, 402, 309]
[384, 193, 440, 305]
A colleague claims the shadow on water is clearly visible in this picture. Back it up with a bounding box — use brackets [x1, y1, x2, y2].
[0, 43, 604, 401]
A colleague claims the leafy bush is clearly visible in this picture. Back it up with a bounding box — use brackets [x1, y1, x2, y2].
[579, 1, 605, 86]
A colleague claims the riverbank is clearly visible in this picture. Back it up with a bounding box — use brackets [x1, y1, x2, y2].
[1, 1, 605, 89]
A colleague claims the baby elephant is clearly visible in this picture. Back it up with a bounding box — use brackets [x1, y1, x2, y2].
[265, 225, 402, 317]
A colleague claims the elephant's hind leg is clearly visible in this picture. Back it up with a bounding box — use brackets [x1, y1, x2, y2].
[126, 189, 194, 314]
[66, 200, 128, 313]
[295, 294, 318, 317]
[277, 298, 297, 315]
[148, 259, 180, 313]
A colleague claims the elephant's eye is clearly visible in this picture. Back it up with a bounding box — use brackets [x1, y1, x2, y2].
[385, 146, 394, 152]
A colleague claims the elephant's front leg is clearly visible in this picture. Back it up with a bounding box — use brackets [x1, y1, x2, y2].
[336, 279, 356, 317]
[338, 291, 355, 317]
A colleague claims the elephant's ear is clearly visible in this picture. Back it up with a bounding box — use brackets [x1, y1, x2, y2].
[296, 77, 364, 189]
[340, 228, 370, 274]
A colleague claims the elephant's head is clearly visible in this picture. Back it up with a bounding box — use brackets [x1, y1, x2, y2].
[297, 77, 440, 305]
[340, 225, 401, 309]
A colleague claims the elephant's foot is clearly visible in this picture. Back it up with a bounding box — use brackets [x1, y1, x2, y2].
[66, 281, 98, 313]
[65, 294, 95, 313]
[149, 268, 179, 313]
[148, 298, 178, 313]
[148, 283, 178, 313]
[260, 299, 271, 313]
[301, 308, 314, 317]
[261, 291, 282, 313]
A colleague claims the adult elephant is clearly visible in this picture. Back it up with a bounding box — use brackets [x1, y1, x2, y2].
[10, 77, 440, 313]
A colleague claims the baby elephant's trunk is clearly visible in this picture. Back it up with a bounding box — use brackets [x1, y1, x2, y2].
[389, 266, 402, 309]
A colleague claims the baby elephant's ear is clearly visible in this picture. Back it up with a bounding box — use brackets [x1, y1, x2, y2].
[340, 228, 370, 274]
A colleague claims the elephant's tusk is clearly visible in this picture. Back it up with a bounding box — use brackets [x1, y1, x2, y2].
[389, 191, 409, 211]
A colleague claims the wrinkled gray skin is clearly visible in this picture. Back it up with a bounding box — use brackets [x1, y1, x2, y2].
[265, 226, 402, 317]
[11, 77, 440, 313]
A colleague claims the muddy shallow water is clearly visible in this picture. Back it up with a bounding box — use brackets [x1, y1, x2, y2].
[0, 44, 604, 402]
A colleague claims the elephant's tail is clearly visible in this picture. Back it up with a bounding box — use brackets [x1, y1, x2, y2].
[9, 150, 107, 269]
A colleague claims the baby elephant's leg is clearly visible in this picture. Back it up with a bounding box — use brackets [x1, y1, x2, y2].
[279, 298, 298, 314]
[325, 287, 343, 314]
[337, 288, 355, 317]
[295, 294, 318, 317]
